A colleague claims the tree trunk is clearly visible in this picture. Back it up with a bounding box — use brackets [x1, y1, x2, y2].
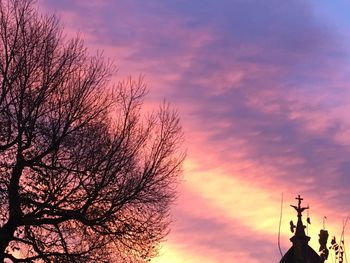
[0, 223, 15, 262]
[0, 158, 24, 262]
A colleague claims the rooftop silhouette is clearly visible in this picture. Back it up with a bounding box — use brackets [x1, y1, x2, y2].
[279, 195, 325, 263]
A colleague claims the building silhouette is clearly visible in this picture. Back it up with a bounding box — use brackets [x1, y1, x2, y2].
[279, 195, 326, 263]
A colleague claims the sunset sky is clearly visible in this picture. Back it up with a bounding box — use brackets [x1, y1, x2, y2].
[39, 1, 350, 262]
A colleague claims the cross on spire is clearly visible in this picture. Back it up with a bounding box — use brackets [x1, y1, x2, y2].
[281, 196, 321, 263]
[291, 194, 309, 217]
[296, 195, 303, 209]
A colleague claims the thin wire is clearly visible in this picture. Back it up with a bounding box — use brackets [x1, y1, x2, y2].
[341, 216, 349, 263]
[278, 192, 284, 257]
[306, 203, 309, 235]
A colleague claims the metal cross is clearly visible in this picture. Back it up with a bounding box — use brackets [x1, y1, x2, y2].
[296, 195, 303, 209]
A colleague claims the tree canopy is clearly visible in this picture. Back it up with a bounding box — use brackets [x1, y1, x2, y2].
[0, 0, 184, 262]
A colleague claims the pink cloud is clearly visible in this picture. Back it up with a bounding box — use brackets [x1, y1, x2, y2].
[37, 1, 350, 262]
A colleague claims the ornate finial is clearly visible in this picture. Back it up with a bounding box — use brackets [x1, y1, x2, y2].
[289, 195, 311, 244]
[296, 195, 303, 207]
[290, 195, 309, 217]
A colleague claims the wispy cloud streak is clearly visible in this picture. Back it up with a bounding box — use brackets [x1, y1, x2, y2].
[40, 1, 350, 262]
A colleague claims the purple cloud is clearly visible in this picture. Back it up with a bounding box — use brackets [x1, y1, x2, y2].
[38, 0, 350, 262]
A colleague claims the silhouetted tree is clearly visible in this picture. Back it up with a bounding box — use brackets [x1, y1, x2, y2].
[0, 1, 184, 262]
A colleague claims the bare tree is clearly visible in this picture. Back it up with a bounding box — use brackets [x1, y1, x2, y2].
[0, 0, 184, 262]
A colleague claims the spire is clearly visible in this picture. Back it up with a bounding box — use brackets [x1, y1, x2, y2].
[290, 195, 310, 244]
[280, 195, 323, 263]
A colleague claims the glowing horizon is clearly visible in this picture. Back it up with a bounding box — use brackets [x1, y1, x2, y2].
[39, 1, 350, 262]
